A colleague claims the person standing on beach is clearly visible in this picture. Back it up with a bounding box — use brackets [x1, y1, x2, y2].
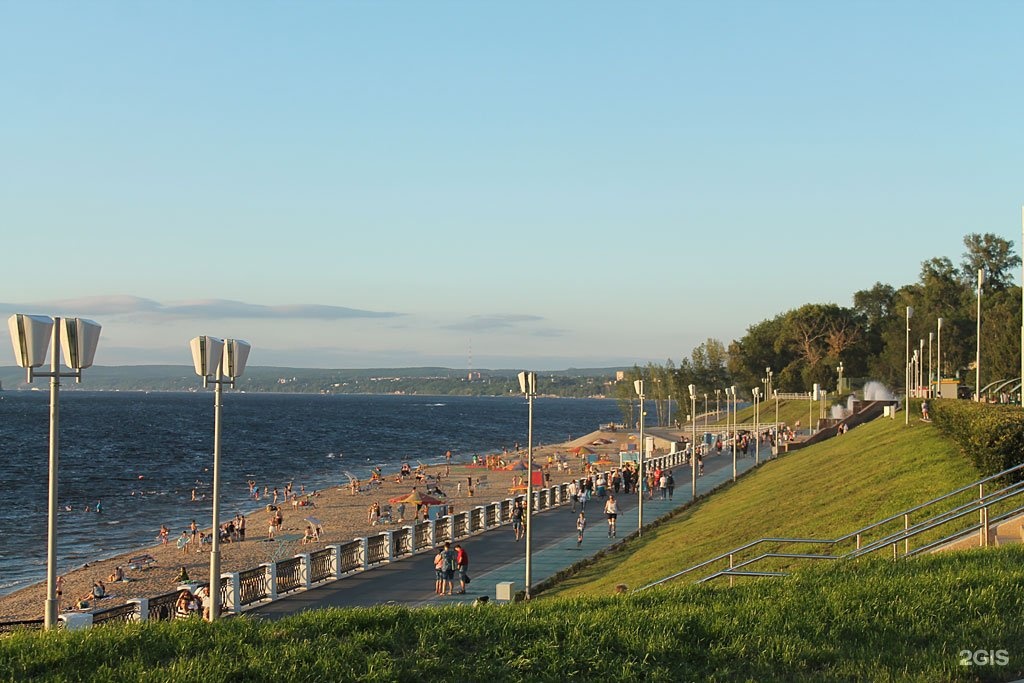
[159, 525, 169, 544]
[189, 519, 198, 546]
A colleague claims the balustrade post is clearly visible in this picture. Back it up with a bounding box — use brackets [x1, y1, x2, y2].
[295, 552, 312, 588]
[447, 515, 456, 541]
[223, 572, 241, 615]
[329, 544, 343, 580]
[474, 506, 485, 534]
[359, 536, 370, 570]
[384, 531, 395, 563]
[262, 562, 278, 601]
[60, 612, 93, 630]
[428, 518, 437, 547]
[128, 598, 148, 622]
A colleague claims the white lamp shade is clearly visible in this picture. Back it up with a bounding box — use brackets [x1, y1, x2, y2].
[222, 339, 251, 379]
[633, 379, 643, 396]
[60, 318, 101, 370]
[518, 371, 536, 394]
[8, 314, 53, 368]
[190, 336, 225, 377]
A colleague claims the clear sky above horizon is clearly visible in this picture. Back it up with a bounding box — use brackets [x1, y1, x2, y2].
[2, 2, 1022, 370]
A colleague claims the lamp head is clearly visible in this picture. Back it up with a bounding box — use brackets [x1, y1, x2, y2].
[7, 314, 53, 368]
[60, 318, 101, 371]
[687, 383, 695, 398]
[633, 379, 643, 397]
[222, 339, 251, 380]
[518, 371, 536, 395]
[190, 336, 225, 379]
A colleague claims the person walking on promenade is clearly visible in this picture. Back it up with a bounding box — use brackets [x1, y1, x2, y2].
[666, 471, 675, 500]
[511, 500, 524, 541]
[658, 472, 668, 500]
[604, 495, 618, 538]
[576, 511, 587, 548]
[433, 548, 445, 595]
[441, 542, 457, 595]
[568, 479, 579, 513]
[455, 543, 469, 594]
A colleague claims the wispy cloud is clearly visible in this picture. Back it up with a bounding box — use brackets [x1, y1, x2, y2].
[0, 296, 401, 320]
[443, 314, 545, 332]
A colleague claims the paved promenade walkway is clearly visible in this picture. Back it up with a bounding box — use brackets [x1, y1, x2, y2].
[252, 445, 766, 619]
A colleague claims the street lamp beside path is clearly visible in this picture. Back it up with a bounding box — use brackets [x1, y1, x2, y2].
[191, 336, 251, 621]
[8, 314, 101, 630]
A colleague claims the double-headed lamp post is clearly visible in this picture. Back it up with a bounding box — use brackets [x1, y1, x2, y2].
[8, 314, 101, 630]
[518, 371, 537, 596]
[688, 384, 697, 499]
[191, 335, 251, 621]
[836, 361, 844, 395]
[633, 379, 645, 533]
[752, 387, 761, 465]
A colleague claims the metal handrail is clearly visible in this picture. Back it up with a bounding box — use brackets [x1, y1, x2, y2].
[698, 553, 841, 584]
[638, 460, 1024, 591]
[908, 503, 1024, 557]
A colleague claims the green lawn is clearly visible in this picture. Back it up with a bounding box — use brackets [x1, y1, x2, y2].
[3, 547, 1022, 682]
[544, 414, 979, 598]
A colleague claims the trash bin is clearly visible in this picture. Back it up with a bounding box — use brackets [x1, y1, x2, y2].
[496, 581, 514, 602]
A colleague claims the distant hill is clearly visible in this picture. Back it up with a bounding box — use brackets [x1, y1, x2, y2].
[0, 365, 626, 397]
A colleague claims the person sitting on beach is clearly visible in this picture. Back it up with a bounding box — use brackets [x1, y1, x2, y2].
[301, 524, 315, 544]
[79, 580, 106, 605]
[175, 566, 190, 583]
[108, 566, 124, 583]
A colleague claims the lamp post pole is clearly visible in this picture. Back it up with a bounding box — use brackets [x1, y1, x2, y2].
[518, 371, 537, 596]
[715, 388, 721, 420]
[919, 339, 925, 397]
[667, 394, 672, 428]
[837, 361, 844, 395]
[753, 388, 760, 465]
[1021, 206, 1024, 404]
[928, 333, 934, 398]
[937, 317, 943, 398]
[634, 379, 645, 533]
[730, 386, 737, 481]
[8, 314, 100, 630]
[703, 393, 708, 431]
[905, 306, 913, 424]
[976, 269, 984, 402]
[774, 390, 780, 457]
[688, 385, 697, 499]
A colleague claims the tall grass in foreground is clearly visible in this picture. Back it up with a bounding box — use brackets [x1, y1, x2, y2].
[2, 547, 1023, 682]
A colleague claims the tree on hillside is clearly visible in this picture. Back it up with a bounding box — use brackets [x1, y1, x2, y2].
[961, 233, 1021, 291]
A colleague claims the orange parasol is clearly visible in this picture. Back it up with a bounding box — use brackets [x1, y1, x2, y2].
[569, 445, 595, 455]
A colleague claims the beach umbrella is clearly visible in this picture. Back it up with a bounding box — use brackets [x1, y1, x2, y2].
[569, 445, 595, 455]
[389, 489, 445, 506]
[303, 516, 323, 527]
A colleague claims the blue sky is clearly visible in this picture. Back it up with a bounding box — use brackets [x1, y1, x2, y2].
[2, 1, 1022, 369]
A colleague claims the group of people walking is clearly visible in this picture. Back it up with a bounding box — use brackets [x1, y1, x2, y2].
[433, 542, 470, 595]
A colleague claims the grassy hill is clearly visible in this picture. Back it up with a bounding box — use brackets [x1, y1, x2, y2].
[544, 414, 979, 598]
[2, 548, 1022, 681]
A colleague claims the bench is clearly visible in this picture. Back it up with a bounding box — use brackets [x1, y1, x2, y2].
[127, 554, 157, 571]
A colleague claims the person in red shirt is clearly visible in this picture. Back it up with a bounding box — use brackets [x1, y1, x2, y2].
[455, 544, 470, 594]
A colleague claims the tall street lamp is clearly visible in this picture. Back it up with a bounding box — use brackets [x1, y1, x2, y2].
[688, 384, 697, 499]
[773, 390, 780, 458]
[191, 336, 251, 621]
[976, 268, 984, 401]
[752, 387, 761, 465]
[8, 314, 101, 629]
[729, 386, 737, 480]
[918, 339, 925, 397]
[517, 371, 537, 595]
[937, 317, 944, 397]
[633, 379, 645, 533]
[836, 361, 844, 395]
[905, 306, 913, 424]
[703, 393, 708, 431]
[715, 388, 721, 420]
[928, 333, 934, 398]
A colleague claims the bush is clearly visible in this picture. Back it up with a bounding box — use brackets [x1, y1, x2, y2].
[929, 399, 1024, 476]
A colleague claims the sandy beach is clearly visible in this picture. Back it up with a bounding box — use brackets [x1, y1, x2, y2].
[0, 429, 634, 621]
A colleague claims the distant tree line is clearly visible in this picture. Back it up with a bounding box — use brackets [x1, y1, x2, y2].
[616, 232, 1022, 427]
